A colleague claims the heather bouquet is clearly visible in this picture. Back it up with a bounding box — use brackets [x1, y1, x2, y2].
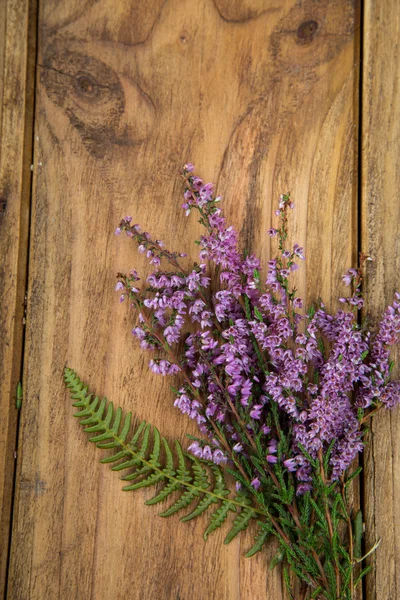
[65, 164, 400, 600]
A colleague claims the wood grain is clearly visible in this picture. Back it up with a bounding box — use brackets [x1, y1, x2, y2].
[362, 1, 400, 598]
[0, 0, 36, 596]
[7, 1, 360, 598]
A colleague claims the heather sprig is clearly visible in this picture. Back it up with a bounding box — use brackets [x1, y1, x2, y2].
[114, 165, 399, 488]
[67, 164, 400, 599]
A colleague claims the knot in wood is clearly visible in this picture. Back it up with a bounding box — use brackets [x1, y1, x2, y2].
[296, 20, 319, 44]
[75, 73, 99, 99]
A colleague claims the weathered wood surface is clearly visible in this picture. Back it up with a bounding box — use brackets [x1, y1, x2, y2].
[0, 0, 36, 597]
[362, 1, 400, 598]
[2, 0, 397, 598]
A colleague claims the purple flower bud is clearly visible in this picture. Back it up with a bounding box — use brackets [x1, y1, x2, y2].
[268, 228, 278, 237]
[115, 282, 124, 292]
[251, 477, 261, 490]
[115, 227, 121, 235]
[267, 455, 278, 464]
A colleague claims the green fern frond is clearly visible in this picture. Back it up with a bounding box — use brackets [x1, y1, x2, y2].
[65, 367, 268, 545]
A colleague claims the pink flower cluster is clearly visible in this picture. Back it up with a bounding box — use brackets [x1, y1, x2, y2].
[115, 165, 400, 493]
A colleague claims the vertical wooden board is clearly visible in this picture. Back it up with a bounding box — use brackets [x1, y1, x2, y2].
[0, 0, 36, 596]
[8, 1, 359, 599]
[0, 0, 7, 144]
[362, 1, 400, 598]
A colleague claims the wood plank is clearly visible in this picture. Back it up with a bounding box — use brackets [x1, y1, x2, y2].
[0, 0, 36, 596]
[0, 0, 7, 145]
[8, 1, 359, 598]
[362, 1, 400, 598]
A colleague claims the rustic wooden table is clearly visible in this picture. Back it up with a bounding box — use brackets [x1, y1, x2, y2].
[0, 1, 398, 598]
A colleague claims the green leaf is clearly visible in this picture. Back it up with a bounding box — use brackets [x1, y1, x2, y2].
[345, 466, 362, 487]
[145, 480, 181, 505]
[224, 506, 256, 544]
[269, 548, 284, 570]
[253, 307, 264, 322]
[283, 567, 294, 599]
[354, 565, 372, 588]
[353, 510, 363, 559]
[204, 502, 235, 541]
[64, 368, 265, 548]
[245, 522, 272, 558]
[181, 494, 216, 522]
[16, 381, 23, 410]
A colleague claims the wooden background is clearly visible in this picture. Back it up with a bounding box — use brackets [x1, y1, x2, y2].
[0, 0, 398, 598]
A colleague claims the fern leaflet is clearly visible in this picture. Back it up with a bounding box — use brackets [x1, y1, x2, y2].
[65, 368, 268, 545]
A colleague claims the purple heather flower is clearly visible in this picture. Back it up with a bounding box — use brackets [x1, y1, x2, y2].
[250, 405, 262, 420]
[342, 268, 358, 286]
[213, 449, 228, 464]
[188, 441, 203, 457]
[233, 443, 243, 453]
[284, 458, 297, 472]
[202, 445, 213, 461]
[150, 359, 180, 376]
[293, 297, 303, 309]
[293, 244, 305, 260]
[116, 165, 400, 494]
[296, 483, 312, 495]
